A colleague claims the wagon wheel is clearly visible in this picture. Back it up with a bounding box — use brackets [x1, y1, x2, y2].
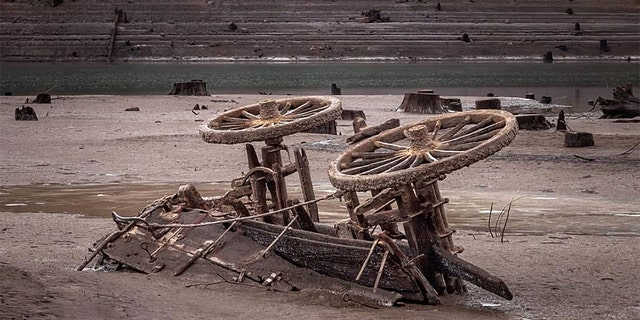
[199, 96, 342, 144]
[328, 110, 518, 191]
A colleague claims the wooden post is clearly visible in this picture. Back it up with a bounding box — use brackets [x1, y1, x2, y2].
[246, 144, 270, 221]
[294, 148, 318, 222]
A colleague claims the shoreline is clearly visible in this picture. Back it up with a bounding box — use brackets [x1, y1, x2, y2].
[2, 55, 639, 64]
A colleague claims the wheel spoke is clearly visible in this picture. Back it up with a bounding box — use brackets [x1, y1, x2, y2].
[342, 155, 404, 175]
[449, 117, 493, 139]
[439, 141, 482, 151]
[361, 156, 409, 175]
[221, 116, 250, 123]
[279, 102, 292, 115]
[409, 155, 423, 168]
[285, 100, 314, 115]
[429, 150, 458, 158]
[352, 151, 396, 159]
[241, 110, 261, 120]
[383, 155, 416, 173]
[444, 120, 505, 144]
[438, 116, 471, 141]
[425, 152, 438, 163]
[340, 154, 396, 170]
[374, 141, 409, 152]
[449, 127, 502, 145]
[431, 120, 442, 140]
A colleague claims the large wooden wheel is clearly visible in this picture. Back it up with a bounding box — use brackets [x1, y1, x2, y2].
[199, 96, 342, 144]
[328, 110, 518, 191]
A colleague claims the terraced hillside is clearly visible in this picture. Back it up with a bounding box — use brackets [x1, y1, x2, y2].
[0, 0, 638, 62]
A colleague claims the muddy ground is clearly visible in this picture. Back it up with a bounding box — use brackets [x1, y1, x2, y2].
[1, 95, 639, 319]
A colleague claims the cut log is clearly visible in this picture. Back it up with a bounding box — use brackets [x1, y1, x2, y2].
[515, 114, 552, 130]
[397, 93, 444, 114]
[33, 93, 51, 104]
[15, 106, 38, 121]
[564, 131, 594, 147]
[475, 98, 501, 110]
[168, 80, 209, 96]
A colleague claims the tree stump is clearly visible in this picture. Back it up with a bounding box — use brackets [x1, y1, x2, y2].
[331, 83, 342, 95]
[341, 109, 366, 120]
[33, 93, 51, 104]
[564, 132, 594, 147]
[543, 51, 553, 63]
[15, 106, 38, 121]
[516, 114, 552, 130]
[475, 98, 501, 110]
[556, 110, 567, 131]
[397, 93, 444, 114]
[303, 120, 337, 135]
[599, 40, 609, 52]
[168, 80, 209, 96]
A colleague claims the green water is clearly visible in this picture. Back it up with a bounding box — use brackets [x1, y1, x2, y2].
[1, 62, 638, 96]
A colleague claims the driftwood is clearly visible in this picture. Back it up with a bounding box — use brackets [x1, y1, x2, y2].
[169, 80, 209, 96]
[593, 84, 640, 118]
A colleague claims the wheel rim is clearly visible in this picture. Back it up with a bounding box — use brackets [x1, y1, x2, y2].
[199, 96, 342, 144]
[328, 110, 518, 191]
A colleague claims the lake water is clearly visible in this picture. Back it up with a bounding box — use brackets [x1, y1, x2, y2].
[1, 62, 638, 107]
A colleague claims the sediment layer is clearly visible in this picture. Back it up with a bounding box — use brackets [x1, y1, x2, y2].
[1, 0, 639, 62]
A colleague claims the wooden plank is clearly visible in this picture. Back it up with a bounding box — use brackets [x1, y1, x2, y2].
[294, 148, 318, 222]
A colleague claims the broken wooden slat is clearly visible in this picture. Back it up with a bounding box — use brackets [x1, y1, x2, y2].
[347, 118, 400, 144]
